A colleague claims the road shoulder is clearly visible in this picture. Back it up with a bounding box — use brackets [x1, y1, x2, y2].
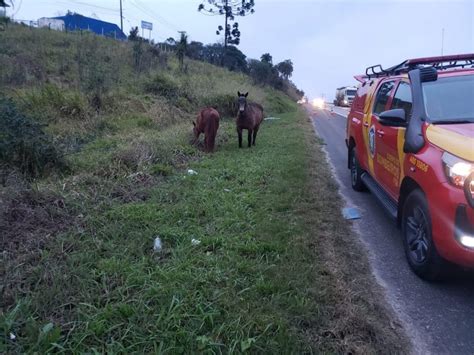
[300, 108, 411, 353]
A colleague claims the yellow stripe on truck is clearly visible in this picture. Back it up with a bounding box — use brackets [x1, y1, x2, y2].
[397, 128, 406, 186]
[362, 84, 377, 175]
[426, 125, 474, 162]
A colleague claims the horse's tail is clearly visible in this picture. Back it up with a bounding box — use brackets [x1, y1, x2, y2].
[205, 110, 220, 151]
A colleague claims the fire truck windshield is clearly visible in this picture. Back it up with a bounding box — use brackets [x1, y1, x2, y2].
[423, 75, 474, 124]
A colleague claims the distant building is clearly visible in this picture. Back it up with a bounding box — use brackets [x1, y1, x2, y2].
[38, 17, 64, 31]
[0, 0, 9, 17]
[39, 12, 126, 40]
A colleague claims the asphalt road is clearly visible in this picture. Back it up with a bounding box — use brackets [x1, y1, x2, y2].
[308, 105, 474, 355]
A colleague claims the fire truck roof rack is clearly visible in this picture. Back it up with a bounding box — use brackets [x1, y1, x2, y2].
[363, 54, 474, 79]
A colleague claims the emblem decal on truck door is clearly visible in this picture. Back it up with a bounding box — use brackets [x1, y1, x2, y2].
[369, 125, 376, 158]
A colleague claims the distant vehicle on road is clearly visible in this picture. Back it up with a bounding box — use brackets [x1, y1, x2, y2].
[334, 86, 357, 107]
[297, 96, 308, 104]
[346, 54, 474, 281]
[312, 97, 325, 110]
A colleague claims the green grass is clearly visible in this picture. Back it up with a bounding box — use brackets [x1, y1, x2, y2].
[1, 25, 408, 354]
[1, 109, 408, 353]
[2, 111, 311, 352]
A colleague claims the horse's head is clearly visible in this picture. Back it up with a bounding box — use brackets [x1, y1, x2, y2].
[237, 91, 249, 113]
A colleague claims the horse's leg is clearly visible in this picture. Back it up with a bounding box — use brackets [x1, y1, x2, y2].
[237, 127, 243, 148]
[247, 129, 252, 148]
[192, 132, 200, 146]
[204, 134, 209, 152]
[252, 126, 259, 146]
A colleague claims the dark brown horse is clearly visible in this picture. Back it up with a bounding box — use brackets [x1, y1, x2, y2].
[193, 107, 220, 152]
[236, 92, 264, 148]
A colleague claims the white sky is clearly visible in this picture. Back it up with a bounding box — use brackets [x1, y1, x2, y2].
[10, 0, 474, 100]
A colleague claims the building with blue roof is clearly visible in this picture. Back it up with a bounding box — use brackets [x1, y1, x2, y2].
[53, 12, 126, 40]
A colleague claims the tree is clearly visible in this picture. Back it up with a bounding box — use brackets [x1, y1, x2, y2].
[276, 59, 293, 79]
[176, 32, 188, 70]
[223, 45, 247, 72]
[166, 37, 176, 46]
[200, 43, 247, 72]
[187, 41, 205, 60]
[0, 0, 11, 8]
[128, 26, 139, 41]
[0, 0, 11, 26]
[202, 43, 223, 66]
[197, 0, 255, 50]
[260, 53, 272, 65]
[248, 59, 273, 85]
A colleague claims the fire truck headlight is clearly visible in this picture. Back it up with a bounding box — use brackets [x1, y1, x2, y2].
[459, 235, 474, 248]
[442, 152, 474, 188]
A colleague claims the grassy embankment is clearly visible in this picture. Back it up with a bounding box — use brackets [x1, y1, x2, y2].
[1, 25, 408, 352]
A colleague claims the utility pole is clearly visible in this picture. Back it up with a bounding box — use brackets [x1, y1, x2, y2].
[441, 28, 444, 56]
[120, 0, 123, 33]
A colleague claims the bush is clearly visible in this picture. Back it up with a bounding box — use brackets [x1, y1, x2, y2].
[0, 98, 65, 177]
[144, 74, 180, 100]
[149, 163, 173, 176]
[18, 84, 89, 122]
[76, 34, 119, 110]
[201, 93, 236, 117]
[265, 94, 295, 114]
[248, 59, 274, 86]
[113, 140, 155, 170]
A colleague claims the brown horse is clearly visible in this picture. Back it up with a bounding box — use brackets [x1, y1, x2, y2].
[193, 107, 220, 152]
[236, 92, 264, 148]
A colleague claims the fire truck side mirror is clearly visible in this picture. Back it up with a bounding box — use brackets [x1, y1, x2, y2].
[378, 109, 407, 127]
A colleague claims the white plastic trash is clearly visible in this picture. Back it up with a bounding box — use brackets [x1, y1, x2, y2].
[9, 332, 16, 340]
[153, 237, 163, 252]
[191, 239, 201, 246]
[264, 117, 281, 121]
[187, 169, 198, 175]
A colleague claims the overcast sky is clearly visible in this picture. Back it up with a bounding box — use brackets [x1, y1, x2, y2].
[10, 0, 474, 100]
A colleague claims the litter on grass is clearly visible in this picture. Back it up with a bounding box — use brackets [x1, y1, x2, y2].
[153, 237, 163, 252]
[224, 188, 231, 192]
[342, 207, 362, 220]
[187, 169, 198, 175]
[264, 117, 281, 121]
[191, 239, 201, 246]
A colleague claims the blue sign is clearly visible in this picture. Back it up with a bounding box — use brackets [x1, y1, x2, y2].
[141, 20, 153, 31]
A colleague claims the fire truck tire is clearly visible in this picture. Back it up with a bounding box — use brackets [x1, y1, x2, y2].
[350, 148, 365, 191]
[402, 189, 447, 281]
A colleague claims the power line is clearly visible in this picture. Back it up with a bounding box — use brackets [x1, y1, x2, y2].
[53, 1, 119, 14]
[129, 0, 181, 32]
[134, 0, 179, 29]
[69, 0, 119, 13]
[12, 0, 22, 17]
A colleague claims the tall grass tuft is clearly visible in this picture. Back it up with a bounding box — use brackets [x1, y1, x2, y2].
[0, 98, 65, 177]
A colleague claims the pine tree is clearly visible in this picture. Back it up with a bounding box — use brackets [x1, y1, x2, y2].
[197, 0, 255, 49]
